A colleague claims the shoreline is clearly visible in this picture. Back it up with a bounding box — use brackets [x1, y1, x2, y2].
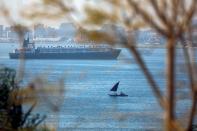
[1, 42, 197, 49]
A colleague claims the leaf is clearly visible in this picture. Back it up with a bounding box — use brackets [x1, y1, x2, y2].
[83, 5, 119, 26]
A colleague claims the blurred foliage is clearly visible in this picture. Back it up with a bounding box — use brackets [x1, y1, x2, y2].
[21, 0, 73, 22]
[83, 5, 119, 25]
[77, 27, 117, 44]
[0, 67, 47, 130]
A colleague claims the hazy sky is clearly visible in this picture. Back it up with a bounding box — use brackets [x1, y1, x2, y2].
[0, 0, 85, 27]
[0, 0, 196, 27]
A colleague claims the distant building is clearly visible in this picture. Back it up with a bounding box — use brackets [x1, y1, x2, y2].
[0, 25, 3, 37]
[192, 20, 197, 46]
[34, 24, 46, 38]
[7, 26, 18, 40]
[45, 26, 58, 38]
[74, 27, 90, 42]
[75, 24, 126, 44]
[32, 23, 76, 40]
[58, 23, 76, 39]
[100, 24, 126, 44]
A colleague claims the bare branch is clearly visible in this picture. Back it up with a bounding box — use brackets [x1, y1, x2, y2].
[187, 94, 197, 131]
[121, 30, 166, 109]
[149, 0, 172, 31]
[127, 0, 170, 37]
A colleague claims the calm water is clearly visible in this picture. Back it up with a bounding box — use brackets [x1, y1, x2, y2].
[0, 43, 194, 130]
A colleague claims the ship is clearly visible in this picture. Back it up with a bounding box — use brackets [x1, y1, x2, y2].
[9, 38, 121, 60]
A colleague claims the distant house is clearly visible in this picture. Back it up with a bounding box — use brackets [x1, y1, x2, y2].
[75, 24, 126, 44]
[58, 23, 76, 39]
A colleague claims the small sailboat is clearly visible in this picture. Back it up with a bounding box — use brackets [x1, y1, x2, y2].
[108, 82, 128, 97]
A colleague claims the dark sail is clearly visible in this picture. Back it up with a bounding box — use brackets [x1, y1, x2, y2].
[110, 82, 119, 91]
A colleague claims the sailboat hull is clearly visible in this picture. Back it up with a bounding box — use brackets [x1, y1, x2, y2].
[108, 94, 128, 97]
